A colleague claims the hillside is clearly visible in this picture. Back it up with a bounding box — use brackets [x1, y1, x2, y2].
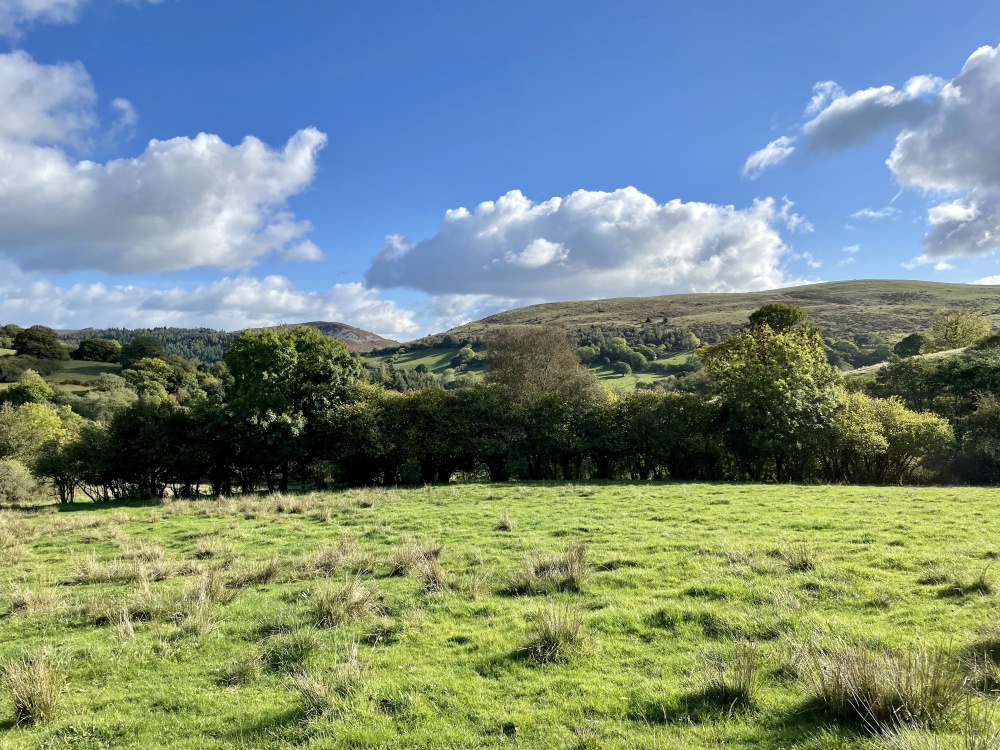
[258, 322, 400, 353]
[59, 322, 398, 361]
[411, 280, 1000, 347]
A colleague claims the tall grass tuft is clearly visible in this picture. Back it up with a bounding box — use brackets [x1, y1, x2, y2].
[287, 638, 367, 715]
[701, 639, 763, 708]
[496, 512, 516, 532]
[2, 647, 63, 725]
[803, 642, 965, 728]
[875, 699, 1000, 750]
[312, 575, 386, 627]
[259, 629, 320, 673]
[525, 599, 583, 663]
[228, 557, 280, 589]
[388, 537, 442, 576]
[504, 542, 589, 595]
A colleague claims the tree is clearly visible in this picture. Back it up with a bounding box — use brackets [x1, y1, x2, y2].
[0, 370, 54, 406]
[72, 338, 121, 362]
[12, 325, 68, 360]
[925, 309, 991, 352]
[225, 326, 361, 490]
[748, 303, 807, 332]
[611, 361, 632, 377]
[893, 333, 927, 358]
[485, 327, 600, 407]
[699, 308, 839, 480]
[0, 402, 65, 464]
[119, 336, 166, 367]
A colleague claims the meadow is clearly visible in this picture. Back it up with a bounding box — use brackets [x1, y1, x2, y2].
[1, 483, 999, 749]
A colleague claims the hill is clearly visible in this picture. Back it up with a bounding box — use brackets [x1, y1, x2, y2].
[408, 280, 1000, 348]
[59, 322, 398, 362]
[257, 322, 400, 353]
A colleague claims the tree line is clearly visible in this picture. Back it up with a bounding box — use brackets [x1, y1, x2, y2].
[2, 303, 987, 504]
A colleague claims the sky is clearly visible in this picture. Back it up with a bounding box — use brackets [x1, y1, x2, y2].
[2, 0, 1000, 340]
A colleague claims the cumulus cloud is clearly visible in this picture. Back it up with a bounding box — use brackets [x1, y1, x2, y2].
[0, 274, 420, 338]
[366, 187, 806, 301]
[742, 136, 796, 179]
[0, 0, 160, 37]
[973, 275, 1000, 285]
[0, 51, 327, 273]
[747, 43, 1000, 261]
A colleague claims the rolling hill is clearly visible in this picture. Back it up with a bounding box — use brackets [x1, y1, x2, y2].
[406, 280, 1000, 347]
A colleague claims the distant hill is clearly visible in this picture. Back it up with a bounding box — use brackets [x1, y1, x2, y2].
[255, 322, 400, 353]
[406, 280, 1000, 348]
[60, 322, 398, 362]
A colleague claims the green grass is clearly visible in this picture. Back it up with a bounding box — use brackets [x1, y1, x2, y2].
[1, 483, 999, 748]
[0, 353, 121, 394]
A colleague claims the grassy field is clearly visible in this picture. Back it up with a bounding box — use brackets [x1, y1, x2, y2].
[0, 354, 120, 394]
[2, 483, 1000, 749]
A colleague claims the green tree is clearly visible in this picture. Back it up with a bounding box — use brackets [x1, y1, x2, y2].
[926, 309, 991, 351]
[0, 370, 54, 406]
[225, 326, 361, 491]
[119, 336, 166, 367]
[748, 303, 808, 332]
[485, 327, 600, 407]
[12, 325, 68, 360]
[699, 309, 838, 480]
[893, 333, 927, 358]
[72, 338, 121, 362]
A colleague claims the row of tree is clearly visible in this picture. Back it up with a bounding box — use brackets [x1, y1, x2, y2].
[0, 304, 977, 504]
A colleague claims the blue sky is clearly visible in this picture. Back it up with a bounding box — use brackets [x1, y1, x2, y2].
[2, 0, 1000, 339]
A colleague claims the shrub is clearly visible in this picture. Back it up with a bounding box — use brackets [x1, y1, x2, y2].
[2, 646, 63, 725]
[312, 575, 386, 627]
[803, 642, 964, 728]
[525, 600, 583, 663]
[0, 459, 38, 505]
[220, 653, 263, 686]
[496, 512, 516, 532]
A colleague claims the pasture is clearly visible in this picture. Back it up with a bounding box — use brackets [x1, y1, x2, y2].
[1, 483, 999, 749]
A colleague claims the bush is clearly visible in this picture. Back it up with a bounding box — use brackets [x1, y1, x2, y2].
[0, 459, 38, 504]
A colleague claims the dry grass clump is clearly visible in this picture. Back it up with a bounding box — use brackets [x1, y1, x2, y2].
[259, 629, 320, 673]
[108, 605, 136, 641]
[171, 571, 236, 635]
[7, 579, 62, 615]
[193, 538, 230, 560]
[496, 512, 516, 532]
[2, 646, 64, 725]
[220, 653, 263, 686]
[777, 542, 816, 572]
[121, 540, 165, 562]
[701, 640, 763, 708]
[0, 516, 35, 548]
[803, 642, 965, 728]
[414, 555, 452, 594]
[389, 537, 442, 576]
[504, 542, 589, 595]
[312, 575, 386, 627]
[227, 557, 281, 589]
[524, 600, 583, 663]
[300, 537, 377, 579]
[74, 554, 180, 585]
[287, 639, 368, 715]
[875, 700, 1000, 750]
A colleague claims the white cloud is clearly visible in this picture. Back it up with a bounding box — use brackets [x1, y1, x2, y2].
[749, 43, 1000, 260]
[935, 261, 954, 271]
[741, 136, 796, 178]
[503, 238, 569, 268]
[0, 274, 420, 338]
[851, 206, 898, 220]
[973, 275, 1000, 285]
[109, 97, 137, 138]
[0, 0, 160, 37]
[0, 51, 328, 274]
[843, 244, 859, 254]
[366, 187, 805, 301]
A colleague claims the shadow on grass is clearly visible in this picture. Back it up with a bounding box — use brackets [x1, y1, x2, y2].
[215, 706, 310, 745]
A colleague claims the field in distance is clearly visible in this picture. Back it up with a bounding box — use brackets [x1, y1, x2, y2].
[1, 483, 998, 749]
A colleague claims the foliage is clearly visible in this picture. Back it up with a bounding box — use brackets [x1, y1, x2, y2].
[0, 458, 38, 504]
[119, 337, 167, 368]
[748, 303, 808, 331]
[12, 325, 68, 361]
[924, 309, 991, 353]
[699, 310, 839, 480]
[72, 339, 121, 363]
[0, 370, 54, 406]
